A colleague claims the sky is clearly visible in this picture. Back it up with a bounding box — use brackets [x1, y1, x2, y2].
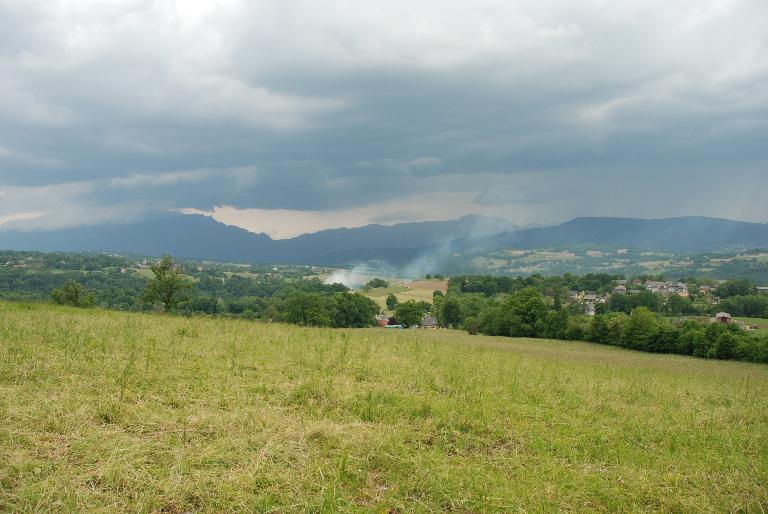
[0, 0, 767, 239]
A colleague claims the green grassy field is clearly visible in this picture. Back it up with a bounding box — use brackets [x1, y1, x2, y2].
[673, 315, 768, 336]
[1, 302, 767, 512]
[735, 317, 768, 335]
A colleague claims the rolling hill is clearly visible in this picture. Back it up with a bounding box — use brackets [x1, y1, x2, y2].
[0, 213, 510, 265]
[1, 213, 767, 266]
[469, 216, 768, 253]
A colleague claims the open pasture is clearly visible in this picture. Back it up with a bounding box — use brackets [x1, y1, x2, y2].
[1, 302, 767, 512]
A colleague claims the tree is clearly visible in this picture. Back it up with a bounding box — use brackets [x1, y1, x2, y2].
[623, 307, 657, 351]
[716, 279, 755, 298]
[283, 293, 332, 327]
[665, 294, 697, 316]
[536, 309, 570, 340]
[396, 300, 425, 327]
[608, 292, 632, 313]
[676, 328, 705, 356]
[712, 332, 738, 360]
[553, 291, 562, 311]
[180, 296, 220, 315]
[261, 304, 278, 322]
[648, 323, 678, 353]
[463, 316, 480, 335]
[442, 296, 462, 328]
[589, 314, 610, 343]
[363, 278, 389, 290]
[330, 293, 378, 328]
[632, 290, 662, 312]
[718, 295, 768, 317]
[604, 312, 629, 346]
[141, 255, 191, 312]
[385, 293, 399, 311]
[51, 280, 94, 307]
[502, 288, 548, 337]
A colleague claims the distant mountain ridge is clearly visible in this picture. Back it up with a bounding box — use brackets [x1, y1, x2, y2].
[0, 213, 512, 265]
[1, 213, 767, 266]
[465, 216, 768, 253]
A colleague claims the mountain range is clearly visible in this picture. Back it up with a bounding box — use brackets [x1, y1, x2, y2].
[0, 213, 511, 265]
[1, 213, 767, 266]
[459, 216, 768, 253]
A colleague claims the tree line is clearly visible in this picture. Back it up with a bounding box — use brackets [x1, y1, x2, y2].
[48, 255, 380, 328]
[427, 287, 768, 363]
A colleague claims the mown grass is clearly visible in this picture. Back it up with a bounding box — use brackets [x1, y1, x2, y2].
[362, 281, 445, 312]
[1, 301, 767, 513]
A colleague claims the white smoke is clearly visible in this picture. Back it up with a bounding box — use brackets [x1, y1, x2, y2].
[323, 216, 520, 284]
[323, 264, 371, 288]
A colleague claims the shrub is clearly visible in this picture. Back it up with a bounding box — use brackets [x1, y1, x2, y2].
[51, 280, 94, 308]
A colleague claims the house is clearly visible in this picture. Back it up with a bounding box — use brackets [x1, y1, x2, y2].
[420, 314, 438, 329]
[670, 282, 689, 297]
[584, 291, 597, 302]
[757, 286, 768, 295]
[612, 285, 627, 295]
[585, 303, 596, 316]
[570, 290, 587, 301]
[712, 312, 733, 324]
[645, 280, 665, 293]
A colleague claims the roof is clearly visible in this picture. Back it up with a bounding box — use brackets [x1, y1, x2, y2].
[715, 312, 731, 318]
[420, 314, 438, 327]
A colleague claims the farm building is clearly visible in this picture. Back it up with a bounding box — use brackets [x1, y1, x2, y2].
[420, 314, 438, 329]
[713, 312, 733, 324]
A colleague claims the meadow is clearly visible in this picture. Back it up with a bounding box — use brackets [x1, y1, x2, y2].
[1, 301, 767, 512]
[362, 279, 448, 312]
[736, 317, 768, 335]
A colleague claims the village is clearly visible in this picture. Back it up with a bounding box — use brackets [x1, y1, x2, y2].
[569, 278, 765, 330]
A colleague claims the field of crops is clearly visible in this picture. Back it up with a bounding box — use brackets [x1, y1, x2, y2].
[1, 301, 767, 512]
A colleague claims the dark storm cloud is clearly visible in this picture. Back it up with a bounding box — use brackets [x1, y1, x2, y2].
[1, 0, 767, 231]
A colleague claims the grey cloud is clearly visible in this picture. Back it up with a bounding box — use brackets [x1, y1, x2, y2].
[1, 0, 767, 230]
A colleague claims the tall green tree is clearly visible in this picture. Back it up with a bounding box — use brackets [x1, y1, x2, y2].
[623, 307, 657, 351]
[283, 293, 332, 327]
[442, 296, 462, 328]
[385, 293, 399, 311]
[396, 300, 425, 327]
[330, 293, 378, 328]
[141, 255, 192, 312]
[553, 291, 562, 311]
